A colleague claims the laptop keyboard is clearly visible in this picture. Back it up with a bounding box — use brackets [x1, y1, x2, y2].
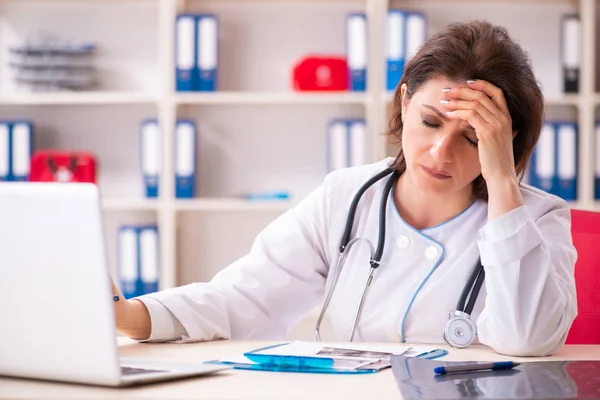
[121, 366, 170, 375]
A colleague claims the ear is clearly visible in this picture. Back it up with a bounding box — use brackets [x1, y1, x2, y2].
[400, 83, 409, 121]
[512, 130, 518, 139]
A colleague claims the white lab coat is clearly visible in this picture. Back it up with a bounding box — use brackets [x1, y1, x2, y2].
[138, 158, 577, 356]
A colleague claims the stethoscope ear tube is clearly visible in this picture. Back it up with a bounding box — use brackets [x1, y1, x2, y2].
[372, 170, 400, 267]
[339, 168, 395, 252]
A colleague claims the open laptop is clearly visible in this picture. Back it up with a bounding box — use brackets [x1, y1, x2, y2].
[0, 182, 230, 387]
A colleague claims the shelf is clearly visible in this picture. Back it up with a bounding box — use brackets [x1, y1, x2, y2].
[101, 198, 159, 211]
[0, 0, 157, 7]
[175, 92, 369, 106]
[179, 0, 365, 2]
[175, 198, 293, 212]
[545, 94, 580, 106]
[383, 92, 580, 106]
[0, 91, 158, 106]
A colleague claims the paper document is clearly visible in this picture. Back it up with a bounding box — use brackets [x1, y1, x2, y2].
[208, 341, 444, 374]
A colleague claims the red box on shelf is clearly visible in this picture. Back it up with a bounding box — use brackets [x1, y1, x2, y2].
[30, 150, 97, 183]
[292, 56, 348, 91]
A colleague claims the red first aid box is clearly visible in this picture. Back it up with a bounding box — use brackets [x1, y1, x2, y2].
[29, 150, 97, 183]
[292, 56, 348, 91]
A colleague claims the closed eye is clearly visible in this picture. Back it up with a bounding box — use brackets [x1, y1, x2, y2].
[422, 119, 440, 129]
[465, 136, 478, 147]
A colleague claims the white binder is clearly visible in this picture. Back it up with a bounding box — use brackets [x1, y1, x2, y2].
[141, 119, 161, 198]
[0, 122, 9, 181]
[327, 120, 349, 172]
[349, 119, 368, 167]
[139, 226, 159, 295]
[535, 123, 556, 193]
[405, 12, 426, 62]
[561, 15, 581, 93]
[118, 227, 139, 299]
[557, 122, 577, 200]
[11, 122, 32, 181]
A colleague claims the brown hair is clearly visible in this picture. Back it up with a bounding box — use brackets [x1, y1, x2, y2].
[387, 19, 544, 201]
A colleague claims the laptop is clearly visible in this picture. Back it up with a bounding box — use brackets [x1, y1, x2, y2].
[0, 182, 230, 387]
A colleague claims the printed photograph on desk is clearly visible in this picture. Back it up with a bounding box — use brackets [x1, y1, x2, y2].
[206, 341, 446, 374]
[317, 346, 393, 359]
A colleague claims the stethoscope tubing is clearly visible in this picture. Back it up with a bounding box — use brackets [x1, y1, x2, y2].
[314, 167, 485, 344]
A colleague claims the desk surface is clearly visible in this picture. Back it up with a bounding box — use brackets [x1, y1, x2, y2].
[2, 339, 600, 400]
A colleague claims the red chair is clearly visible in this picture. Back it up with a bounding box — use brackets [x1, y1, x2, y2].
[565, 209, 600, 344]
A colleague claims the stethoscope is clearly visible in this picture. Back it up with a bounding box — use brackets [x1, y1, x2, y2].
[315, 167, 485, 348]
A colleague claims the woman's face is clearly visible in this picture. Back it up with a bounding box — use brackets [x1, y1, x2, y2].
[400, 78, 482, 198]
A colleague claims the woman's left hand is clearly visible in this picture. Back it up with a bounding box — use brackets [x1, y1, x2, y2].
[441, 79, 517, 185]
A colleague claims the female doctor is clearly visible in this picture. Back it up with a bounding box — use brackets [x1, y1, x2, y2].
[112, 20, 577, 357]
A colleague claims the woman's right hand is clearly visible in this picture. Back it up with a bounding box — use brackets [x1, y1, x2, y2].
[111, 278, 152, 340]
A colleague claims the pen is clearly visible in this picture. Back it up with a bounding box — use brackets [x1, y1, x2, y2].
[433, 361, 520, 375]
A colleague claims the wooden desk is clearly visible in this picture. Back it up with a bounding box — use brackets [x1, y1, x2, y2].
[1, 339, 599, 400]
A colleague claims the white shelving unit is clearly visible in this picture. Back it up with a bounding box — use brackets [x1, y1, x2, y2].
[0, 0, 597, 339]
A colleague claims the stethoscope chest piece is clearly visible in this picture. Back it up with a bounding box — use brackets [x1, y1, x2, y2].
[444, 311, 476, 348]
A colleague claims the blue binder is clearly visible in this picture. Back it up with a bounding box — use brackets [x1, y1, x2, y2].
[118, 226, 139, 299]
[195, 14, 218, 91]
[176, 14, 197, 91]
[138, 225, 159, 295]
[175, 119, 196, 198]
[556, 121, 578, 201]
[529, 122, 556, 195]
[346, 13, 367, 91]
[387, 10, 406, 91]
[140, 119, 161, 198]
[10, 121, 33, 181]
[0, 122, 10, 181]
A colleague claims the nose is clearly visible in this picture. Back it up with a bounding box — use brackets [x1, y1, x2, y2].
[429, 134, 453, 164]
